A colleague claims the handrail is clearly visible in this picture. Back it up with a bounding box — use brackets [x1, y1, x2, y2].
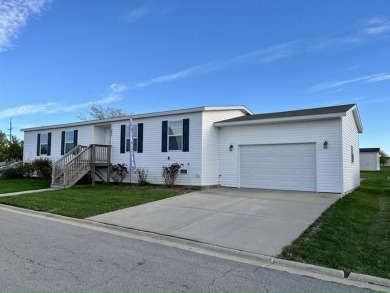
[51, 144, 111, 187]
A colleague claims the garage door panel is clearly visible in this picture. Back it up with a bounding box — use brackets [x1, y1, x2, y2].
[240, 143, 316, 192]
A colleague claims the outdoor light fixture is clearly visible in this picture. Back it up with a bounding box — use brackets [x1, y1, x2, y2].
[323, 141, 328, 149]
[229, 145, 234, 151]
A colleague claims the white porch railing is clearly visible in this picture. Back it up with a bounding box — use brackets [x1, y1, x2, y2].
[52, 144, 111, 188]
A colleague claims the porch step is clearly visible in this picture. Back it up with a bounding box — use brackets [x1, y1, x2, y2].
[51, 184, 65, 189]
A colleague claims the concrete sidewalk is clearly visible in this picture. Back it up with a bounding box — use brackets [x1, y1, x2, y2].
[0, 188, 54, 197]
[88, 188, 340, 256]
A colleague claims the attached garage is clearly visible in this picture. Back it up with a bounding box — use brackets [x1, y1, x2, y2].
[215, 104, 363, 195]
[240, 143, 316, 191]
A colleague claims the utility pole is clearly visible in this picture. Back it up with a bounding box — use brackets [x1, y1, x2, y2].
[8, 118, 13, 141]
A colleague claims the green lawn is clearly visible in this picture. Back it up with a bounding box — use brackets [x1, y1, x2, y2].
[0, 185, 188, 218]
[280, 169, 390, 279]
[0, 179, 51, 194]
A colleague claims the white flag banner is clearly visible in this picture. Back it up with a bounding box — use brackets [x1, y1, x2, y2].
[129, 117, 136, 173]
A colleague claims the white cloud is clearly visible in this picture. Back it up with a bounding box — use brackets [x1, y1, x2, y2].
[360, 17, 390, 36]
[133, 42, 299, 88]
[0, 83, 126, 120]
[125, 4, 153, 23]
[0, 0, 51, 53]
[307, 17, 390, 52]
[109, 83, 127, 93]
[307, 73, 390, 93]
[365, 74, 390, 83]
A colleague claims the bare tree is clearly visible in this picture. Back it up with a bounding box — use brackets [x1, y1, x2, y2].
[78, 103, 127, 120]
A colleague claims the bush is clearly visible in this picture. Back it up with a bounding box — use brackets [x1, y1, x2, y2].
[1, 165, 24, 179]
[110, 163, 128, 184]
[162, 163, 181, 188]
[32, 158, 52, 179]
[135, 168, 148, 186]
[22, 162, 35, 179]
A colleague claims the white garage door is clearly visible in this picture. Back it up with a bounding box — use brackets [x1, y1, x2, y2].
[240, 143, 316, 191]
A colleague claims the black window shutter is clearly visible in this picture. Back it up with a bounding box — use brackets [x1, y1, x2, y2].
[183, 119, 189, 152]
[73, 130, 78, 146]
[36, 134, 41, 156]
[47, 132, 52, 156]
[120, 125, 126, 153]
[138, 123, 143, 153]
[162, 121, 168, 152]
[61, 131, 65, 155]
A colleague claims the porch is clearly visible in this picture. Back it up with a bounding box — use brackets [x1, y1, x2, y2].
[52, 144, 111, 189]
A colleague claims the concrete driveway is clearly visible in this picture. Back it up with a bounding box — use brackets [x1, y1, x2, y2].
[88, 188, 340, 256]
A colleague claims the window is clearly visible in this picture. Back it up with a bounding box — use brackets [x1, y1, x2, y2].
[168, 120, 183, 151]
[40, 133, 48, 155]
[351, 146, 354, 163]
[64, 131, 74, 153]
[126, 124, 138, 152]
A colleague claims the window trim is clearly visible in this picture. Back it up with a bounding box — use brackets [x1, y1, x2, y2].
[64, 131, 75, 154]
[40, 133, 49, 155]
[168, 120, 183, 151]
[125, 124, 138, 153]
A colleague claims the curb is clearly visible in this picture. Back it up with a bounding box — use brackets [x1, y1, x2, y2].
[272, 258, 345, 279]
[0, 204, 389, 291]
[348, 272, 390, 288]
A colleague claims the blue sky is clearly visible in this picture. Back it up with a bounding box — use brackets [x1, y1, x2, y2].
[0, 0, 389, 153]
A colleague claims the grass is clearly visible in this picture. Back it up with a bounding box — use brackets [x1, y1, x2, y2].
[0, 178, 51, 194]
[280, 168, 390, 279]
[0, 184, 188, 218]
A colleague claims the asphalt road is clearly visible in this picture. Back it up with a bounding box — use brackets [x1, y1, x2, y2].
[0, 209, 372, 292]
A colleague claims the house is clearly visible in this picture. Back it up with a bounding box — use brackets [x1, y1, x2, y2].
[22, 103, 363, 194]
[359, 148, 381, 171]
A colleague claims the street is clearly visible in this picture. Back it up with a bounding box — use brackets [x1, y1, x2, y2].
[0, 208, 372, 292]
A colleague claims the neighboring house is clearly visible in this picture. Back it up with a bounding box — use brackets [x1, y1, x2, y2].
[386, 157, 390, 167]
[359, 148, 381, 171]
[22, 104, 363, 194]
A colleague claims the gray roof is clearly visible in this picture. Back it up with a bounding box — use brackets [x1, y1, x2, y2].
[22, 105, 251, 132]
[218, 104, 356, 123]
[360, 148, 380, 153]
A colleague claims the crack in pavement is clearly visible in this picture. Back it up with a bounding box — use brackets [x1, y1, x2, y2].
[208, 266, 238, 292]
[0, 245, 84, 284]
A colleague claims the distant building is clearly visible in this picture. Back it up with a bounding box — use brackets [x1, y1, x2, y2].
[359, 148, 380, 171]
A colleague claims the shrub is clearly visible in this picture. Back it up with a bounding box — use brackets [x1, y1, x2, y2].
[110, 163, 128, 184]
[162, 163, 181, 188]
[135, 168, 148, 186]
[1, 165, 24, 179]
[22, 162, 35, 179]
[32, 158, 52, 179]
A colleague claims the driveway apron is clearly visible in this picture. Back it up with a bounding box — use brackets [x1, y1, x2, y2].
[88, 188, 339, 256]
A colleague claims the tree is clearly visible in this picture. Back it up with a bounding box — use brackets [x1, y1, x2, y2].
[78, 103, 127, 120]
[0, 131, 8, 162]
[7, 137, 23, 161]
[379, 150, 389, 167]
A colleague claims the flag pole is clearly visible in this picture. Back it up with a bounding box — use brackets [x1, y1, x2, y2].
[129, 114, 136, 187]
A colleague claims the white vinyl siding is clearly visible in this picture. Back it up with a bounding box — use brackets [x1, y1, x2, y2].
[111, 112, 202, 186]
[240, 144, 316, 191]
[341, 110, 361, 192]
[218, 119, 342, 193]
[23, 126, 93, 162]
[360, 152, 380, 171]
[201, 110, 248, 186]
